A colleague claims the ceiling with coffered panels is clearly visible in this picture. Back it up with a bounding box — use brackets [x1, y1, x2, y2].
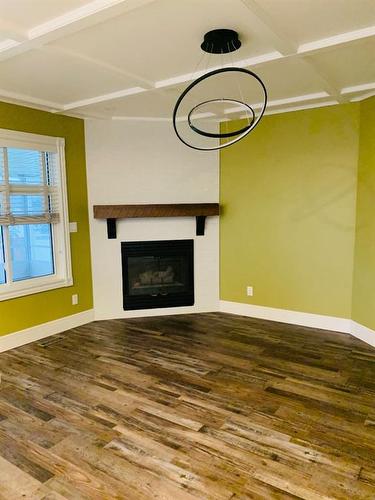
[0, 0, 374, 121]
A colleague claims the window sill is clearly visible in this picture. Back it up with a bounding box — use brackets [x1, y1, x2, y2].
[0, 276, 73, 301]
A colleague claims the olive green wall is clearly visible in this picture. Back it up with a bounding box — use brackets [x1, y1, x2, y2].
[352, 97, 375, 331]
[220, 103, 360, 319]
[0, 101, 93, 336]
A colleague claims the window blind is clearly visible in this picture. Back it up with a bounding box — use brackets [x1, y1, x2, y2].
[0, 146, 60, 226]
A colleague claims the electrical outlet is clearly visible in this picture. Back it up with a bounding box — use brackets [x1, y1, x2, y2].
[72, 294, 79, 305]
[246, 286, 253, 297]
[69, 222, 78, 233]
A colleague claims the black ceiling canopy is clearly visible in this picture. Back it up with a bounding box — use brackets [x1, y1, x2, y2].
[200, 29, 241, 54]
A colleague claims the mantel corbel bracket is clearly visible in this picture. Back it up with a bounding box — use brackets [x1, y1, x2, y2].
[107, 218, 117, 239]
[196, 215, 206, 236]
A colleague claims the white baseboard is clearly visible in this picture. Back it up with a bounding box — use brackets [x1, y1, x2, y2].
[0, 309, 94, 353]
[351, 321, 375, 348]
[2, 303, 374, 354]
[220, 300, 351, 333]
[220, 300, 375, 349]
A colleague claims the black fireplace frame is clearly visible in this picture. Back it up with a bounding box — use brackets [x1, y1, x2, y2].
[121, 239, 194, 310]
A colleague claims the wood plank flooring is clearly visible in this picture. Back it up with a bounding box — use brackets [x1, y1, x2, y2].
[0, 312, 375, 499]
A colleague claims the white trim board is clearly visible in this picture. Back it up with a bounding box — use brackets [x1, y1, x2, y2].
[0, 309, 94, 353]
[220, 300, 375, 349]
[351, 321, 375, 349]
[220, 300, 351, 333]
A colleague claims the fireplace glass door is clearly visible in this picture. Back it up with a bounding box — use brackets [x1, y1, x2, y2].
[121, 240, 194, 310]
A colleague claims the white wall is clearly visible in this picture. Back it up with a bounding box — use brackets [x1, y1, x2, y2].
[85, 120, 219, 320]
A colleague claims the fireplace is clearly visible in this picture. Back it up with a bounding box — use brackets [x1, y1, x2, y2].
[121, 240, 194, 310]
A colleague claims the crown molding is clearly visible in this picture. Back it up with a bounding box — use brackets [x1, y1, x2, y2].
[0, 88, 64, 111]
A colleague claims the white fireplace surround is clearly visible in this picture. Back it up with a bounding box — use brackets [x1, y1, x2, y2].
[85, 119, 219, 320]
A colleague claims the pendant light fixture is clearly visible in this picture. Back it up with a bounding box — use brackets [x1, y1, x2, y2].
[173, 29, 268, 151]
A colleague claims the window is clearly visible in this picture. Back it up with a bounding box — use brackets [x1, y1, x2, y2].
[0, 129, 72, 300]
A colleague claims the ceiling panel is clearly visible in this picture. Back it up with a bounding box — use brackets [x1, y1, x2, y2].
[0, 0, 89, 31]
[308, 38, 375, 89]
[260, 0, 375, 44]
[254, 57, 328, 99]
[0, 48, 139, 104]
[49, 0, 277, 82]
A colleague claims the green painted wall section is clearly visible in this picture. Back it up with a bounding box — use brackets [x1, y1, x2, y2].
[352, 97, 375, 331]
[0, 101, 93, 336]
[220, 103, 360, 318]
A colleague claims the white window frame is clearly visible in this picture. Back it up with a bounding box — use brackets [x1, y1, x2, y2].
[0, 128, 72, 301]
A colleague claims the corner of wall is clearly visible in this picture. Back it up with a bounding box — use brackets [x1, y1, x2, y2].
[351, 96, 375, 334]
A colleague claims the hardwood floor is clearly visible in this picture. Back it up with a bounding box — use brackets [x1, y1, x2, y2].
[0, 312, 375, 499]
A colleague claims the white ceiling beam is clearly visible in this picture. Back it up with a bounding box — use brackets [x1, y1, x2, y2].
[268, 92, 330, 107]
[0, 39, 21, 53]
[112, 116, 171, 122]
[63, 109, 112, 120]
[61, 83, 193, 112]
[240, 0, 297, 55]
[0, 0, 157, 62]
[263, 100, 339, 116]
[154, 51, 283, 89]
[62, 86, 146, 111]
[350, 90, 375, 102]
[298, 26, 375, 55]
[341, 82, 375, 94]
[224, 92, 331, 114]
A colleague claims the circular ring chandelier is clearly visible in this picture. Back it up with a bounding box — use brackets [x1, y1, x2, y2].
[172, 29, 268, 151]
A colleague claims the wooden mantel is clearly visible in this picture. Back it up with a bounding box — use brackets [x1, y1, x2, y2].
[93, 203, 220, 239]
